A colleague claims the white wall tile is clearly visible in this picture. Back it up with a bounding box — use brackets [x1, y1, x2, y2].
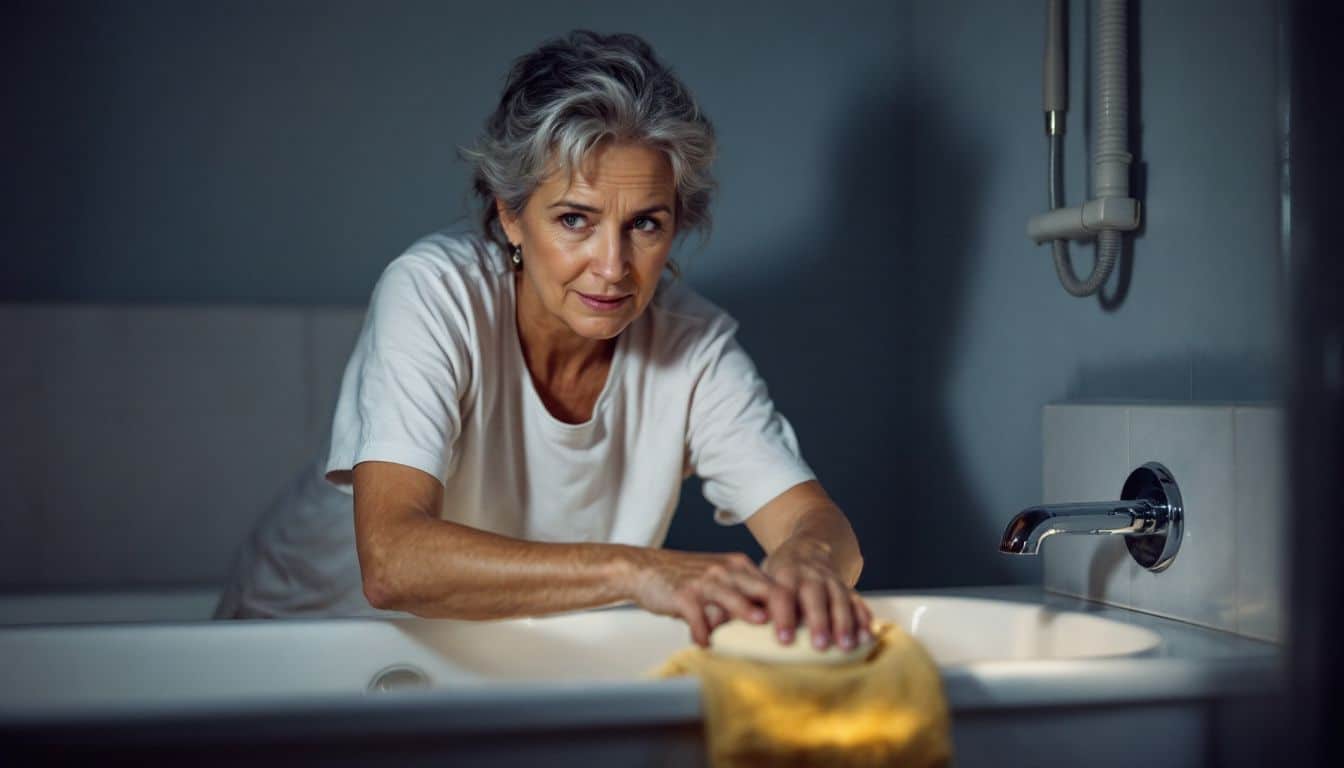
[1042, 402, 1284, 641]
[28, 306, 136, 586]
[1041, 404, 1135, 606]
[1129, 406, 1238, 632]
[0, 307, 49, 586]
[6, 305, 310, 589]
[1233, 406, 1285, 641]
[115, 306, 310, 586]
[305, 308, 367, 457]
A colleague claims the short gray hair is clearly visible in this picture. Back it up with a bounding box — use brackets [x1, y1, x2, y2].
[459, 30, 718, 262]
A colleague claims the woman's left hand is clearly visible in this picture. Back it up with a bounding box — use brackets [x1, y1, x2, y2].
[760, 539, 874, 651]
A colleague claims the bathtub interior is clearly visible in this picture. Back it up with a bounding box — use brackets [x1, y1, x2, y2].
[0, 591, 1170, 720]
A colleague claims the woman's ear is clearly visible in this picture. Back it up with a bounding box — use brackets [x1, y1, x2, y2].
[495, 198, 520, 244]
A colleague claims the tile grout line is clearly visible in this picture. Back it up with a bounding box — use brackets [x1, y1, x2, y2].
[303, 311, 317, 448]
[1188, 349, 1194, 400]
[1231, 407, 1240, 636]
[1124, 406, 1133, 610]
[1040, 406, 1049, 593]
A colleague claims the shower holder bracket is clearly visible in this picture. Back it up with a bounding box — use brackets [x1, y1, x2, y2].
[1027, 196, 1141, 243]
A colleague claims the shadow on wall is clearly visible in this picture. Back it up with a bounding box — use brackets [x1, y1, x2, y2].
[664, 72, 1016, 589]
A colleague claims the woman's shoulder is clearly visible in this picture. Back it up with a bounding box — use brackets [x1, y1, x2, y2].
[648, 277, 732, 325]
[640, 277, 740, 363]
[368, 229, 511, 313]
[362, 230, 511, 349]
[381, 229, 510, 284]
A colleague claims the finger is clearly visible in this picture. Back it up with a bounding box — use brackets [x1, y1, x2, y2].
[770, 564, 800, 591]
[765, 571, 800, 645]
[701, 581, 767, 624]
[676, 591, 710, 647]
[723, 552, 762, 574]
[707, 602, 740, 633]
[724, 571, 778, 620]
[826, 580, 856, 650]
[798, 577, 830, 650]
[852, 593, 875, 642]
[725, 563, 773, 593]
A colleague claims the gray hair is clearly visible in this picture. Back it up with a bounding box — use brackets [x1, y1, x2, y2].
[459, 30, 718, 265]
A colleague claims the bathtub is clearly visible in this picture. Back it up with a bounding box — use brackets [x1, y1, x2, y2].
[0, 586, 221, 626]
[0, 585, 1279, 767]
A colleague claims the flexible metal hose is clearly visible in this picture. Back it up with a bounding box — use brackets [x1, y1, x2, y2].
[1050, 0, 1126, 297]
[1050, 137, 1121, 297]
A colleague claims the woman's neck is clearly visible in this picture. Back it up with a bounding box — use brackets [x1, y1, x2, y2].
[514, 271, 614, 384]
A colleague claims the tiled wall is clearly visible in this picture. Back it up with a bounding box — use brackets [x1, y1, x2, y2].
[1042, 403, 1284, 642]
[3, 304, 1291, 619]
[0, 304, 366, 590]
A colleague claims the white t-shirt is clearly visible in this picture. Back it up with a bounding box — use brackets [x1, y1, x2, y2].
[215, 230, 814, 619]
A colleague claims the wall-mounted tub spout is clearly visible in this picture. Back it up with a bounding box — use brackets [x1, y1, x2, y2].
[1000, 462, 1183, 572]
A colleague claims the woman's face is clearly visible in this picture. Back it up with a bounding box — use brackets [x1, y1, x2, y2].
[498, 140, 677, 342]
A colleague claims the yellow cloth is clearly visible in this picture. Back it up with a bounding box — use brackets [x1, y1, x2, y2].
[651, 622, 952, 768]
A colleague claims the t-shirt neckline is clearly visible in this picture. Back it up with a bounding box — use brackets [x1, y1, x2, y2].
[508, 272, 628, 436]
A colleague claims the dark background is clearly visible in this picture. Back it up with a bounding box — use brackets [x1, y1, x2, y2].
[2, 0, 1285, 592]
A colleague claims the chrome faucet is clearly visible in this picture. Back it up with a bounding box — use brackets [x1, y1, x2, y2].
[999, 462, 1184, 572]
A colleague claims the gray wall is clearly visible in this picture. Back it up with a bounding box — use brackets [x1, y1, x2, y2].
[3, 0, 1284, 591]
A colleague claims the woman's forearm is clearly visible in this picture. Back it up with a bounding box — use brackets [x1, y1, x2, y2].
[780, 505, 865, 587]
[363, 515, 643, 619]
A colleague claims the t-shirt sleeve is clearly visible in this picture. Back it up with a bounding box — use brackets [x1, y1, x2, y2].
[323, 253, 470, 494]
[685, 314, 816, 525]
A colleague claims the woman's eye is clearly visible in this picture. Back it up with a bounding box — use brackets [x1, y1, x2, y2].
[635, 217, 662, 233]
[559, 213, 586, 229]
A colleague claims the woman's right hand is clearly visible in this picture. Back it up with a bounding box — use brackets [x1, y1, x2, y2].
[624, 548, 783, 647]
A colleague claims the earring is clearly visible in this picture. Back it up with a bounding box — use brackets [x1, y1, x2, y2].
[510, 243, 523, 268]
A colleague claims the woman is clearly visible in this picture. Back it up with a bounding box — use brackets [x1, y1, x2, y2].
[218, 30, 870, 652]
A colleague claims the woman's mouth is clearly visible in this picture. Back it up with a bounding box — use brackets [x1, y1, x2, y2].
[577, 291, 632, 312]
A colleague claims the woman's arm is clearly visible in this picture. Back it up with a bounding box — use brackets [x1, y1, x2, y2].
[746, 479, 873, 650]
[746, 480, 864, 584]
[354, 460, 776, 646]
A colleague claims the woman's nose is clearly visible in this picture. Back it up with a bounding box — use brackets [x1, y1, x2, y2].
[591, 230, 630, 281]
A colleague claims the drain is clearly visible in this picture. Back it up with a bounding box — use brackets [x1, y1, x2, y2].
[367, 664, 432, 692]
